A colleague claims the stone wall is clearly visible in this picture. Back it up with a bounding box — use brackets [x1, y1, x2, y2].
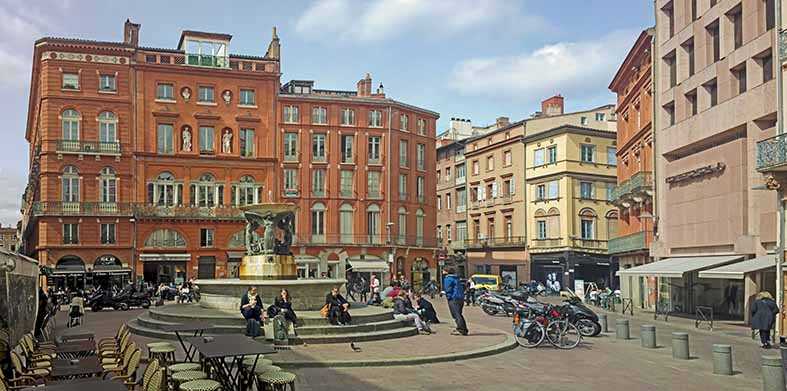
[0, 250, 39, 345]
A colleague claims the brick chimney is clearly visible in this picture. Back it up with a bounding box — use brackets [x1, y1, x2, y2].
[357, 73, 373, 97]
[123, 19, 140, 47]
[495, 117, 510, 128]
[541, 94, 564, 117]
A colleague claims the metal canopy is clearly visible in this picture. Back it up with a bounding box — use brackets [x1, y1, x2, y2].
[616, 255, 743, 278]
[698, 255, 779, 279]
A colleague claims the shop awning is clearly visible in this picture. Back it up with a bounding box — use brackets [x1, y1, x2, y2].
[139, 253, 191, 262]
[92, 268, 132, 276]
[295, 255, 320, 263]
[226, 251, 246, 259]
[347, 255, 388, 273]
[698, 255, 779, 279]
[52, 269, 85, 276]
[617, 255, 743, 278]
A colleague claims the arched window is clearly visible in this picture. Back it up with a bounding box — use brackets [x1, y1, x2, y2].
[147, 171, 182, 206]
[98, 111, 117, 144]
[144, 229, 186, 248]
[190, 173, 223, 207]
[99, 167, 117, 204]
[62, 165, 80, 203]
[339, 203, 354, 244]
[546, 207, 561, 238]
[579, 208, 597, 240]
[61, 109, 80, 141]
[366, 204, 381, 244]
[606, 210, 619, 240]
[397, 207, 407, 245]
[416, 208, 425, 246]
[311, 202, 326, 243]
[232, 175, 262, 206]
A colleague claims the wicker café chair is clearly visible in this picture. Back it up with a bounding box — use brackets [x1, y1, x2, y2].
[105, 349, 142, 388]
[145, 368, 165, 391]
[101, 331, 132, 360]
[134, 359, 160, 391]
[178, 379, 222, 391]
[9, 351, 49, 381]
[98, 324, 128, 348]
[0, 364, 39, 390]
[103, 345, 140, 379]
[103, 342, 137, 371]
[17, 340, 51, 370]
[21, 334, 55, 361]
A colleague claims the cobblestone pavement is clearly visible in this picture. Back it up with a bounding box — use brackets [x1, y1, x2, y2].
[55, 299, 767, 390]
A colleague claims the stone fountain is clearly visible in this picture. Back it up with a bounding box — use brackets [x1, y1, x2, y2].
[195, 202, 345, 311]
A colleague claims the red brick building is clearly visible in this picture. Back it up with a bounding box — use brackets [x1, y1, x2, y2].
[20, 21, 439, 290]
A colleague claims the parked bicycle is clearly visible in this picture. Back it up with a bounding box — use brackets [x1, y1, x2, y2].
[512, 303, 582, 349]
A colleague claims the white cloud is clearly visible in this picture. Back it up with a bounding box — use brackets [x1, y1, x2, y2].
[0, 168, 25, 227]
[448, 30, 636, 101]
[295, 0, 522, 42]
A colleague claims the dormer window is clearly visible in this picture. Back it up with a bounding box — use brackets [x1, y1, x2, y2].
[184, 38, 229, 68]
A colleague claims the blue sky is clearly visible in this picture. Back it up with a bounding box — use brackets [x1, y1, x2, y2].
[0, 0, 654, 226]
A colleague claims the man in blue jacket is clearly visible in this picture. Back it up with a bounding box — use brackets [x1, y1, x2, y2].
[442, 268, 468, 335]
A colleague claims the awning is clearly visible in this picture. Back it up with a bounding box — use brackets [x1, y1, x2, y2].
[139, 253, 191, 262]
[92, 268, 132, 276]
[348, 255, 388, 273]
[698, 255, 779, 279]
[52, 269, 86, 276]
[226, 251, 245, 259]
[295, 255, 321, 263]
[617, 255, 743, 278]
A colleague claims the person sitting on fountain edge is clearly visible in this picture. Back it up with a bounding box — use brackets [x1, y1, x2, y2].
[241, 286, 265, 337]
[268, 288, 298, 333]
[326, 286, 351, 325]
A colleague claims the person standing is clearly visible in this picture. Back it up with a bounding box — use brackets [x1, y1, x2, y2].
[443, 268, 468, 336]
[751, 291, 779, 349]
[367, 273, 381, 305]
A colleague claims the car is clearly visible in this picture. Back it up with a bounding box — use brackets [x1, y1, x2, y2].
[469, 274, 502, 291]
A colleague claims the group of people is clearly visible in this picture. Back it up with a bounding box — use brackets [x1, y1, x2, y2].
[240, 287, 299, 337]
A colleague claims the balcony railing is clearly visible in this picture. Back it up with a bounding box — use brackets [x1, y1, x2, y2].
[283, 189, 300, 198]
[284, 153, 300, 162]
[571, 238, 608, 251]
[530, 238, 565, 250]
[456, 204, 466, 213]
[757, 134, 787, 171]
[455, 176, 466, 185]
[57, 140, 121, 155]
[367, 192, 384, 200]
[499, 194, 513, 204]
[470, 200, 481, 210]
[611, 171, 653, 201]
[464, 236, 526, 249]
[33, 202, 133, 216]
[294, 234, 437, 248]
[134, 205, 244, 220]
[186, 54, 229, 68]
[608, 231, 651, 255]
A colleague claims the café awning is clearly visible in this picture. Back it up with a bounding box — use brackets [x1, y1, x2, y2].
[617, 255, 743, 278]
[698, 255, 779, 279]
[295, 255, 321, 263]
[139, 253, 191, 262]
[347, 255, 388, 273]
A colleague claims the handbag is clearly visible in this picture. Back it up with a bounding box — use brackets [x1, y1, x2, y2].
[320, 303, 330, 318]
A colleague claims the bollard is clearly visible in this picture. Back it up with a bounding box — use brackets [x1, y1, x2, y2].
[712, 344, 733, 375]
[762, 355, 786, 391]
[616, 319, 630, 340]
[671, 332, 689, 360]
[599, 314, 609, 333]
[640, 325, 656, 348]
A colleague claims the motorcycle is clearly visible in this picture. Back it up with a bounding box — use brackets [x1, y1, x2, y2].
[86, 288, 128, 312]
[113, 286, 151, 309]
[478, 291, 523, 317]
[523, 290, 602, 337]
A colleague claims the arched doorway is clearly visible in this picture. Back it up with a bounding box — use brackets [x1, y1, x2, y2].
[93, 255, 129, 290]
[54, 256, 86, 292]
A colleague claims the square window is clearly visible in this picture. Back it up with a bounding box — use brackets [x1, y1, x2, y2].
[62, 73, 79, 90]
[198, 86, 214, 102]
[101, 223, 116, 244]
[239, 89, 256, 105]
[63, 223, 79, 244]
[99, 75, 116, 92]
[312, 107, 328, 124]
[547, 146, 557, 163]
[580, 182, 593, 199]
[580, 144, 595, 163]
[284, 105, 300, 123]
[157, 83, 174, 100]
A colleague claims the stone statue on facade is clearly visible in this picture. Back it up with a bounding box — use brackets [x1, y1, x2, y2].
[182, 127, 192, 152]
[222, 130, 232, 154]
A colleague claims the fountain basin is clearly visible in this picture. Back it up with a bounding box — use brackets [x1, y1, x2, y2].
[195, 278, 346, 311]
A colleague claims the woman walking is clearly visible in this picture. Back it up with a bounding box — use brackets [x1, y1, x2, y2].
[751, 291, 779, 349]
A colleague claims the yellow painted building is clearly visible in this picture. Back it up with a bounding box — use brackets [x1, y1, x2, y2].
[525, 124, 618, 289]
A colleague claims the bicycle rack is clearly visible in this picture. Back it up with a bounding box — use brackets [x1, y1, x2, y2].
[621, 298, 633, 316]
[654, 302, 671, 321]
[695, 305, 713, 331]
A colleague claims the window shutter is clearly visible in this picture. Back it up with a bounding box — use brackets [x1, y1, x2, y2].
[492, 182, 498, 198]
[147, 183, 154, 204]
[190, 184, 196, 206]
[176, 184, 183, 206]
[217, 185, 224, 206]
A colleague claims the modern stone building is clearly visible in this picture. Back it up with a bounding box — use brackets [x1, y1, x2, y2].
[624, 0, 778, 321]
[19, 20, 439, 291]
[608, 28, 657, 310]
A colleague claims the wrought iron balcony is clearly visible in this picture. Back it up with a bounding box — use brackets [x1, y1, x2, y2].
[134, 204, 244, 220]
[757, 133, 787, 171]
[529, 238, 565, 251]
[571, 238, 608, 252]
[455, 176, 466, 185]
[293, 234, 437, 248]
[32, 202, 133, 216]
[57, 140, 121, 155]
[464, 236, 526, 249]
[608, 231, 650, 255]
[611, 171, 653, 202]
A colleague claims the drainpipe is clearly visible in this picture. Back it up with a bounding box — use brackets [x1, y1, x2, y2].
[775, 0, 784, 337]
[387, 105, 393, 277]
[651, 2, 661, 311]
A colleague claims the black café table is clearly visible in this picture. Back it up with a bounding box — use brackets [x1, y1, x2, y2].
[186, 335, 276, 390]
[56, 340, 96, 359]
[22, 378, 126, 391]
[50, 356, 102, 380]
[158, 321, 212, 362]
[58, 329, 95, 344]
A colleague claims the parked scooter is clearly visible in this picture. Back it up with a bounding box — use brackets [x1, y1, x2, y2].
[478, 290, 526, 317]
[113, 285, 151, 309]
[85, 287, 128, 312]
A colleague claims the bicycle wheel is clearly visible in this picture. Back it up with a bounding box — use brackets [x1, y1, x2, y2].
[514, 320, 545, 348]
[546, 319, 581, 349]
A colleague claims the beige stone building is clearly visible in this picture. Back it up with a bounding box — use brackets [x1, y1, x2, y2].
[0, 225, 18, 253]
[623, 0, 778, 322]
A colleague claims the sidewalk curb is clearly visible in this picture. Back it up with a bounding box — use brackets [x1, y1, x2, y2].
[274, 335, 518, 368]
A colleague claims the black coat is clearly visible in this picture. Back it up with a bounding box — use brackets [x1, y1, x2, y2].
[326, 293, 348, 309]
[417, 297, 440, 323]
[240, 293, 263, 320]
[751, 298, 779, 330]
